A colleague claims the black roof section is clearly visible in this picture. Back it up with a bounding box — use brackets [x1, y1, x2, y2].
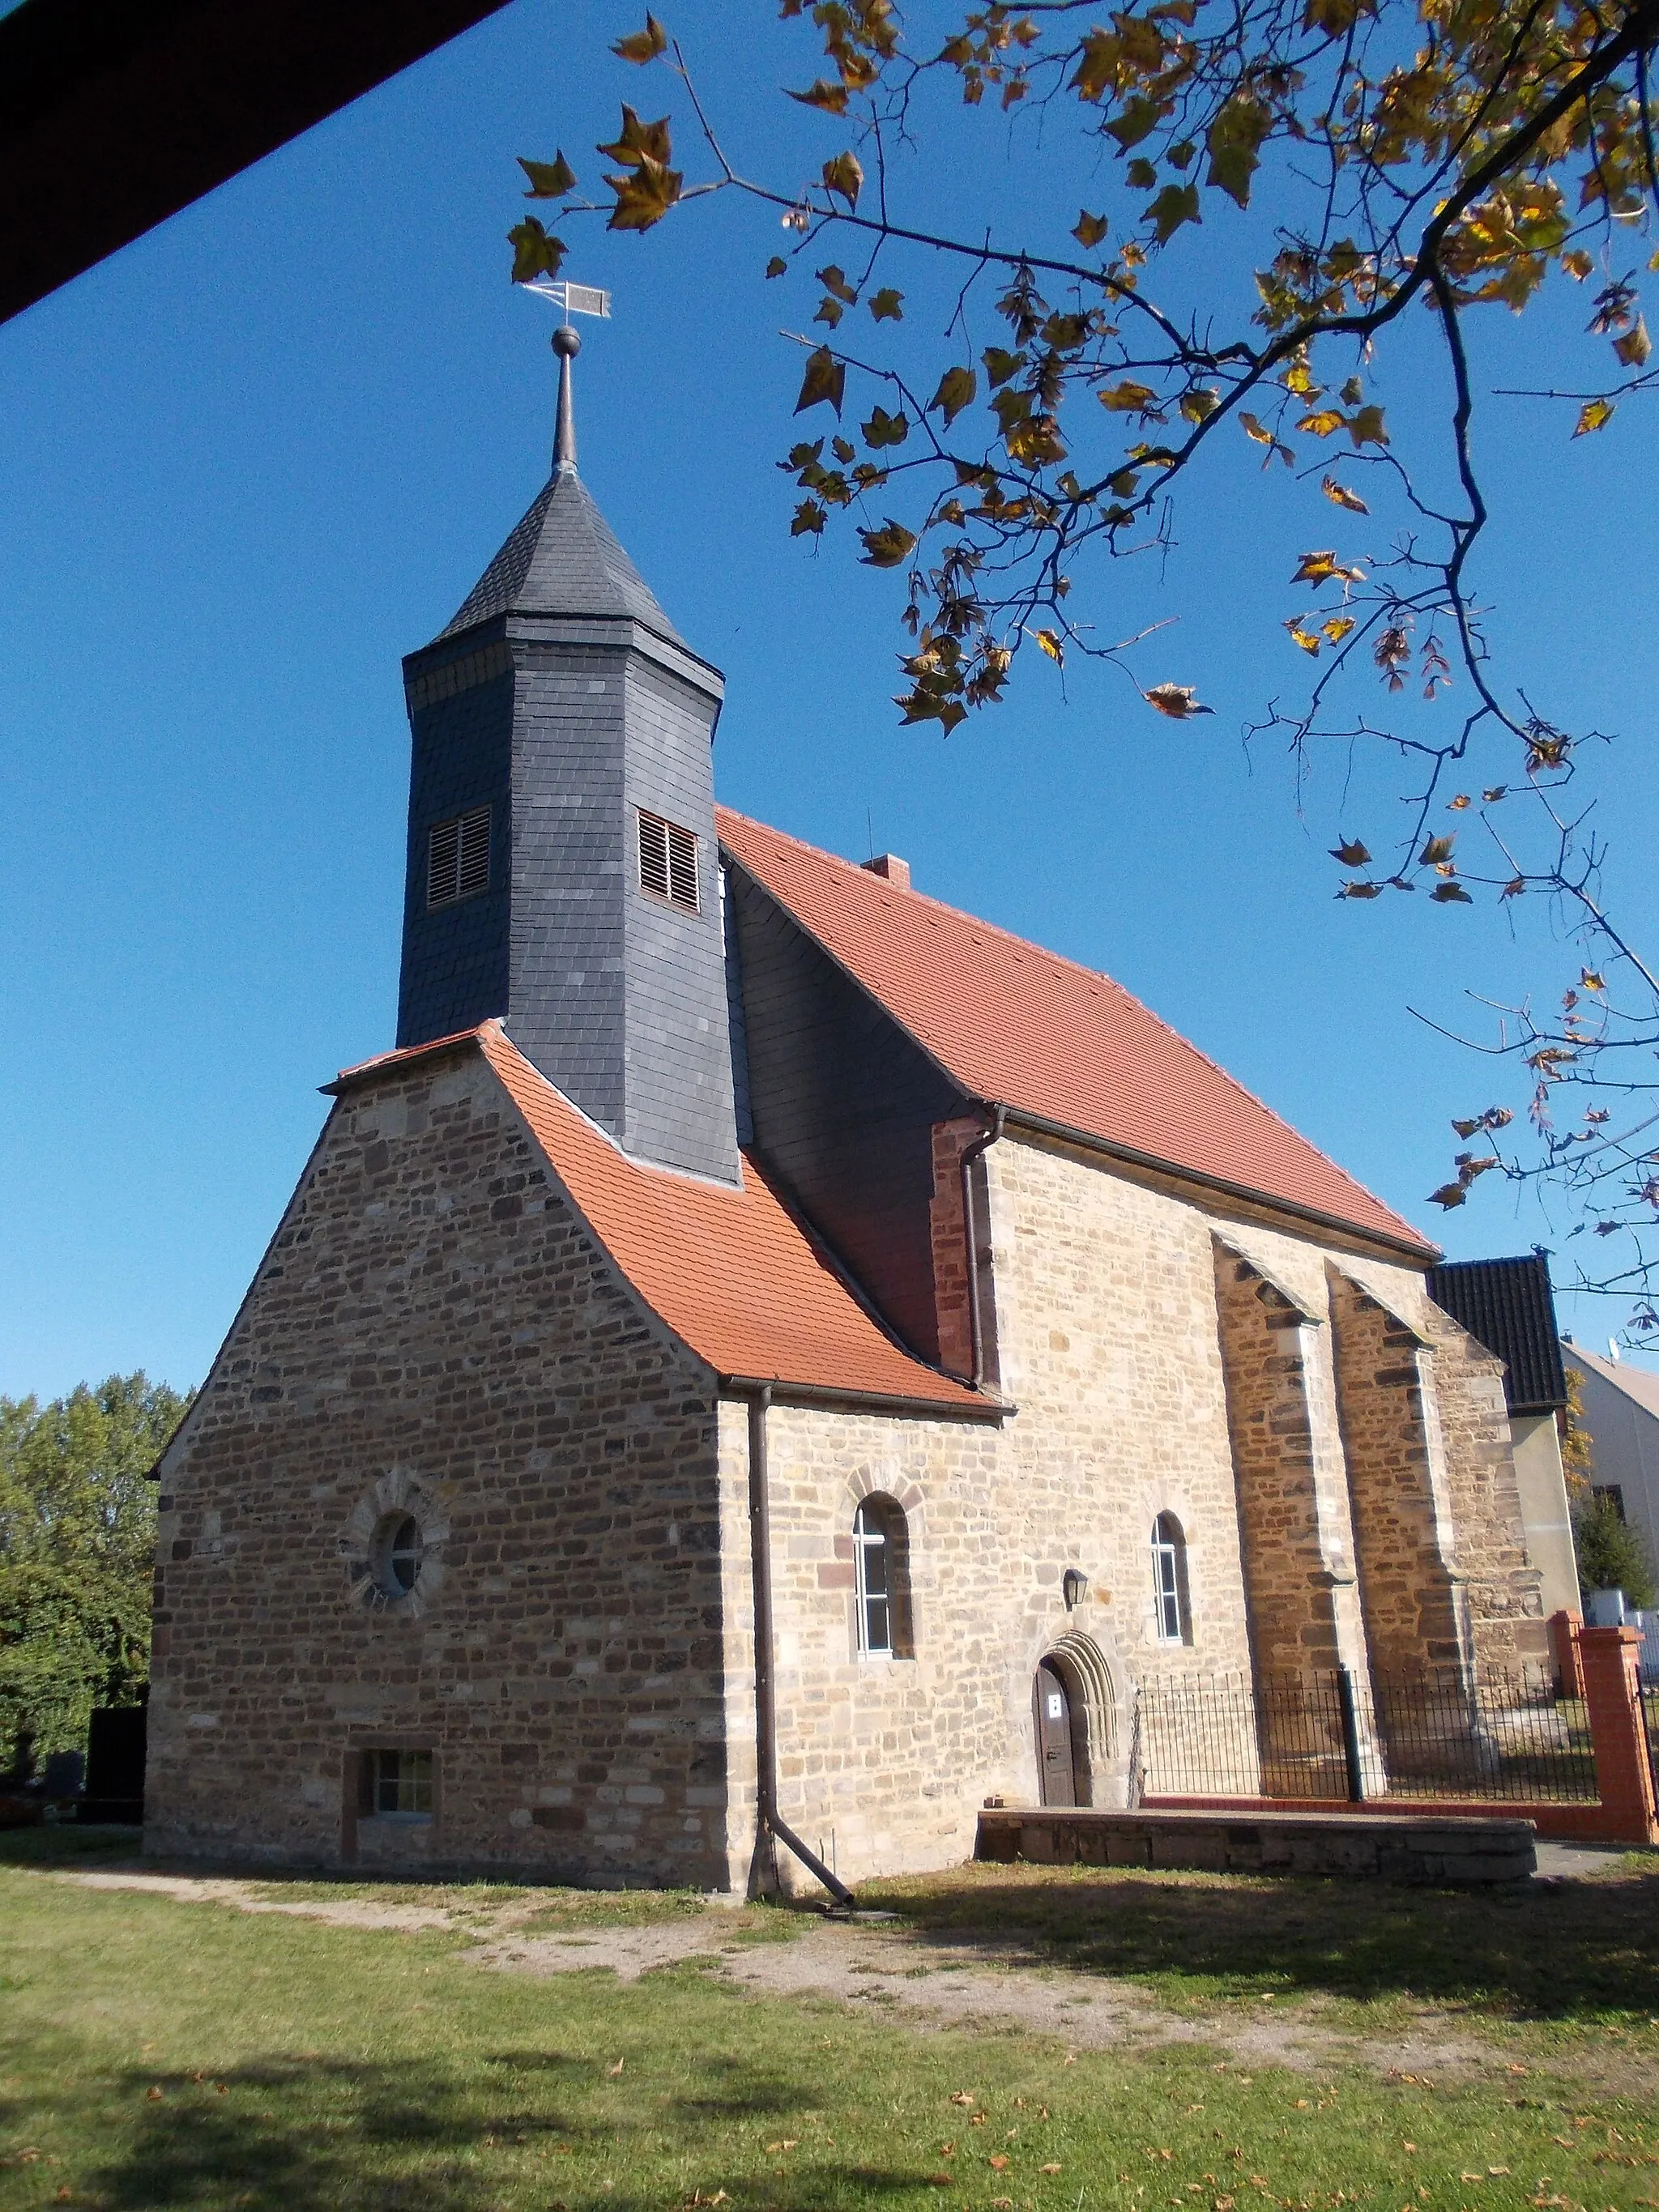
[0, 0, 509, 327]
[435, 466, 686, 648]
[1426, 1253, 1567, 1414]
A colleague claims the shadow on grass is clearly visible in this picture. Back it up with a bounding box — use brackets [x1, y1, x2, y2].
[0, 1820, 145, 1866]
[864, 1862, 1659, 2020]
[43, 2053, 931, 2212]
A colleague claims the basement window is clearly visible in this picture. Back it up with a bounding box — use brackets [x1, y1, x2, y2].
[637, 809, 700, 914]
[427, 805, 491, 908]
[360, 1749, 433, 1821]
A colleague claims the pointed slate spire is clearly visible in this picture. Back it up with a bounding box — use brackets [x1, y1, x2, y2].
[395, 331, 740, 1185]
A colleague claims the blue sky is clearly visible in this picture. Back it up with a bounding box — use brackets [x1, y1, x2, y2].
[2, 0, 1656, 1400]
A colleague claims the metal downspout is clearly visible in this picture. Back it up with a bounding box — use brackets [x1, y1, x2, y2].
[960, 1105, 1006, 1390]
[746, 1385, 855, 1907]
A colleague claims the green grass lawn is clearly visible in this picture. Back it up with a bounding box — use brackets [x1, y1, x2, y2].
[3, 1829, 1658, 2212]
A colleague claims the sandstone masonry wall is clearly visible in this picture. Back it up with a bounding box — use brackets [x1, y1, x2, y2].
[147, 1048, 731, 1884]
[1327, 1272, 1463, 1671]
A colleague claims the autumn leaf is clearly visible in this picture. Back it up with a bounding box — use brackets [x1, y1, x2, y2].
[1100, 380, 1159, 412]
[1580, 969, 1607, 990]
[931, 366, 977, 425]
[1181, 387, 1220, 421]
[1206, 95, 1269, 207]
[508, 218, 565, 283]
[1041, 2165, 1064, 2176]
[862, 406, 910, 449]
[1291, 549, 1363, 585]
[821, 151, 864, 207]
[1613, 315, 1652, 368]
[868, 288, 904, 321]
[607, 160, 682, 231]
[795, 347, 847, 416]
[1431, 881, 1473, 902]
[791, 498, 826, 536]
[788, 78, 851, 113]
[608, 2057, 625, 2076]
[766, 256, 787, 278]
[519, 151, 577, 198]
[1429, 1183, 1469, 1208]
[1573, 397, 1614, 436]
[1147, 182, 1201, 242]
[612, 13, 667, 62]
[1073, 210, 1110, 248]
[1346, 404, 1388, 447]
[597, 105, 672, 165]
[983, 346, 1026, 387]
[1562, 248, 1593, 279]
[1286, 622, 1323, 655]
[1338, 880, 1383, 898]
[859, 519, 918, 567]
[1420, 834, 1455, 865]
[991, 2156, 1012, 2171]
[1322, 616, 1355, 644]
[1296, 409, 1346, 437]
[1331, 837, 1371, 865]
[1144, 683, 1213, 717]
[1032, 628, 1064, 663]
[817, 264, 859, 303]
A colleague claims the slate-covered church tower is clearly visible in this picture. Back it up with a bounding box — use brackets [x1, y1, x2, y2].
[395, 324, 741, 1184]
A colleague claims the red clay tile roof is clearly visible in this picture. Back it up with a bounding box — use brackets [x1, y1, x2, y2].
[717, 807, 1435, 1259]
[331, 1024, 987, 1413]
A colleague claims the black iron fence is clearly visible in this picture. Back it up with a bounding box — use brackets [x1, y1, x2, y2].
[1139, 1665, 1599, 1805]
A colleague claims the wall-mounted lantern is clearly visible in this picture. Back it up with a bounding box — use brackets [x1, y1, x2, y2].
[1062, 1566, 1089, 1611]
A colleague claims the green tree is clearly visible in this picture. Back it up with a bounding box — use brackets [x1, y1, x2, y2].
[1572, 1490, 1657, 1608]
[0, 1374, 190, 1770]
[518, 0, 1659, 1325]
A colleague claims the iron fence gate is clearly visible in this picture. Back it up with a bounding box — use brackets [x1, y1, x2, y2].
[1139, 1665, 1599, 1805]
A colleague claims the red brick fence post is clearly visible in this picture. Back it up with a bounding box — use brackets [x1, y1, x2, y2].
[1549, 1608, 1585, 1699]
[1579, 1625, 1659, 1847]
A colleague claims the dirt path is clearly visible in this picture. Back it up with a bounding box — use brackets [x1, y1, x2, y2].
[46, 1865, 1498, 2079]
[462, 1910, 1495, 2079]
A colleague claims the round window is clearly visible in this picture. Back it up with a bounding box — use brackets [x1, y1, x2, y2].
[370, 1511, 424, 1600]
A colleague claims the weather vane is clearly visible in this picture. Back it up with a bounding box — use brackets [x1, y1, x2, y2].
[522, 279, 612, 474]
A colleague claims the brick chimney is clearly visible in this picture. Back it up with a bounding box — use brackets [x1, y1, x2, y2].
[863, 853, 911, 891]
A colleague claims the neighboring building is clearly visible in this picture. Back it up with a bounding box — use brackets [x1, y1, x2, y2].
[143, 344, 1548, 1890]
[1426, 1255, 1578, 1620]
[1560, 1341, 1659, 1576]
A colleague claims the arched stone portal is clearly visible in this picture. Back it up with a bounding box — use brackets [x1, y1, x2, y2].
[1036, 1630, 1131, 1809]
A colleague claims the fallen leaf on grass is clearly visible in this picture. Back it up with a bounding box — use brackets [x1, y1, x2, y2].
[991, 2155, 1012, 2171]
[1042, 2164, 1064, 2175]
[950, 2092, 978, 2107]
[608, 2058, 625, 2077]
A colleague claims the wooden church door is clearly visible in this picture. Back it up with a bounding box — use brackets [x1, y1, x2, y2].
[1034, 1661, 1077, 1806]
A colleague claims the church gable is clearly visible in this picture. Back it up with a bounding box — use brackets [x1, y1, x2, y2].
[147, 1042, 731, 1881]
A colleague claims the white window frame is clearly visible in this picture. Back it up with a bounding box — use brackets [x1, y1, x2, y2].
[1151, 1513, 1189, 1644]
[853, 1500, 895, 1658]
[369, 1749, 433, 1820]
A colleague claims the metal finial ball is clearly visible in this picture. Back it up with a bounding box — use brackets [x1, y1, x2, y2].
[552, 324, 582, 358]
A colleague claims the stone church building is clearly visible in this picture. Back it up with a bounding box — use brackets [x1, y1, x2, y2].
[146, 336, 1546, 1890]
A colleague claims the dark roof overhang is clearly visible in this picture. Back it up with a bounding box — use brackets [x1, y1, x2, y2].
[0, 0, 510, 327]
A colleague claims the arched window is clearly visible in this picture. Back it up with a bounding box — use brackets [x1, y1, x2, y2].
[853, 1495, 912, 1658]
[1151, 1512, 1192, 1644]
